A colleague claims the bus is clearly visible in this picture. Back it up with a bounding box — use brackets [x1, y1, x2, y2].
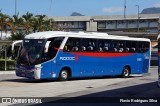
[158, 35, 160, 87]
[15, 31, 151, 80]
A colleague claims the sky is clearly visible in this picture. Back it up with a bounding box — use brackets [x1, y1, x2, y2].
[0, 0, 160, 16]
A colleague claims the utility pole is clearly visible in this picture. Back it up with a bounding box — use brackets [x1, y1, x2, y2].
[136, 5, 140, 32]
[124, 0, 126, 18]
[50, 0, 53, 15]
[15, 0, 17, 15]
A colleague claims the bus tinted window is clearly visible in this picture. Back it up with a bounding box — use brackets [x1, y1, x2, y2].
[47, 37, 64, 59]
[81, 38, 96, 52]
[111, 40, 125, 53]
[98, 40, 111, 52]
[119, 41, 125, 52]
[138, 42, 150, 53]
[64, 37, 81, 52]
[126, 41, 137, 53]
[112, 40, 118, 52]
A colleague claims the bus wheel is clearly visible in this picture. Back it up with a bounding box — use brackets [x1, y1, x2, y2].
[59, 69, 69, 81]
[122, 67, 130, 78]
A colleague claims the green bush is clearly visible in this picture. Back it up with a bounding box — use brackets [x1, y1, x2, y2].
[0, 59, 15, 70]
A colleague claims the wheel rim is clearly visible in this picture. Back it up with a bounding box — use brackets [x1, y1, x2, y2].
[124, 69, 129, 77]
[61, 71, 68, 79]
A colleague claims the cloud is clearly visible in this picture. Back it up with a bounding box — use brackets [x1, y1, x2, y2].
[153, 2, 160, 7]
[102, 7, 123, 13]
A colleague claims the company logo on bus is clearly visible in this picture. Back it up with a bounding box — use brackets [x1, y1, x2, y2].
[60, 56, 79, 61]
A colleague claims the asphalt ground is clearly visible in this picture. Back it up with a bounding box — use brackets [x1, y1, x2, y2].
[0, 67, 159, 106]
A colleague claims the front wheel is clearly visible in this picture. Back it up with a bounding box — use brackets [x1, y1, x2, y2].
[59, 69, 69, 81]
[122, 67, 130, 78]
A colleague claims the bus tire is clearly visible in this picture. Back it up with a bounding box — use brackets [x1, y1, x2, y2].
[122, 67, 130, 78]
[59, 69, 69, 81]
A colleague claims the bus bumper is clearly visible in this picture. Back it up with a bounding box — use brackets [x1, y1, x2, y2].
[16, 69, 35, 79]
[15, 64, 41, 79]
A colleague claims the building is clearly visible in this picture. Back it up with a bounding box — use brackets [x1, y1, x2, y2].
[51, 14, 160, 40]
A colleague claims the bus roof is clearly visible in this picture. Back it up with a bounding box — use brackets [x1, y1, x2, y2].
[25, 31, 150, 42]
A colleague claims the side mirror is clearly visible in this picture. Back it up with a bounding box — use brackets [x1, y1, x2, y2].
[44, 41, 51, 53]
[12, 40, 23, 53]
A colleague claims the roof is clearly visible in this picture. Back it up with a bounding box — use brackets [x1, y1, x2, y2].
[25, 31, 150, 42]
[50, 14, 160, 21]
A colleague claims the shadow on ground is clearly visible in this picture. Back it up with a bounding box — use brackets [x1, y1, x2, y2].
[32, 81, 160, 106]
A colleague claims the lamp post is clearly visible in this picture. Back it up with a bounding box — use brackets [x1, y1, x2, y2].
[15, 0, 17, 15]
[50, 0, 53, 15]
[124, 0, 126, 18]
[135, 5, 140, 32]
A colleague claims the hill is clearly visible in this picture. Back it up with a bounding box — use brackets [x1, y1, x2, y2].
[70, 12, 84, 16]
[141, 7, 160, 14]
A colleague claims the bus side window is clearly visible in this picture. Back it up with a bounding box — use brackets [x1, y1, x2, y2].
[64, 37, 81, 52]
[112, 40, 118, 52]
[103, 42, 109, 52]
[118, 41, 125, 52]
[131, 41, 137, 52]
[82, 38, 96, 52]
[138, 42, 149, 53]
[126, 41, 132, 52]
[98, 42, 103, 52]
[72, 41, 80, 51]
[81, 39, 87, 51]
[47, 37, 64, 59]
[143, 42, 149, 52]
[98, 40, 111, 52]
[138, 42, 144, 53]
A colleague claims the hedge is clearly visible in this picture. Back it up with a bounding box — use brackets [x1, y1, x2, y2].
[0, 59, 15, 70]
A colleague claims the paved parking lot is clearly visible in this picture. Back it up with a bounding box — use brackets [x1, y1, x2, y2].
[0, 67, 159, 105]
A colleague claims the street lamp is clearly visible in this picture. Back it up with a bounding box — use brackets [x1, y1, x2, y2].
[124, 0, 126, 18]
[15, 0, 17, 15]
[135, 5, 140, 32]
[50, 0, 53, 15]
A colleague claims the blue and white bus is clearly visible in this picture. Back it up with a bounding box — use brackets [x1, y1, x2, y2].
[158, 35, 160, 87]
[16, 31, 151, 80]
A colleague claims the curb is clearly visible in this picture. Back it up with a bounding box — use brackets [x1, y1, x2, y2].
[0, 71, 15, 75]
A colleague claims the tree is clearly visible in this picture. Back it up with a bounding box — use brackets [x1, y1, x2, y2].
[0, 12, 57, 40]
[32, 15, 47, 32]
[22, 12, 34, 34]
[9, 31, 25, 41]
[6, 13, 24, 34]
[43, 18, 56, 31]
[0, 12, 9, 39]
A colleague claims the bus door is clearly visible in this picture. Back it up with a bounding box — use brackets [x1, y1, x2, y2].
[41, 37, 64, 78]
[158, 40, 160, 87]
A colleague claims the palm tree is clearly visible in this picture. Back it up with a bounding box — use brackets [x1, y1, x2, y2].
[22, 12, 34, 34]
[32, 15, 47, 32]
[0, 12, 9, 39]
[43, 18, 56, 31]
[5, 13, 24, 35]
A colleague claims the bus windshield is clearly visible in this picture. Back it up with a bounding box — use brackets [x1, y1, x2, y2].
[17, 39, 46, 66]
